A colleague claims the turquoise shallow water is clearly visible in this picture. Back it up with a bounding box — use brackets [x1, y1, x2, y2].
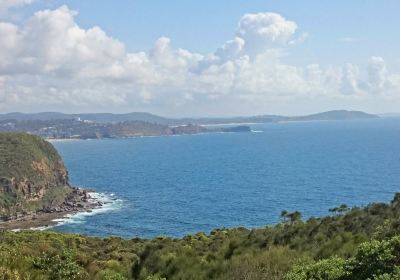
[51, 118, 400, 238]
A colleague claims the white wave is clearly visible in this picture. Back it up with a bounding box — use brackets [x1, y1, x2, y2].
[52, 192, 124, 227]
[251, 130, 264, 133]
[26, 191, 123, 231]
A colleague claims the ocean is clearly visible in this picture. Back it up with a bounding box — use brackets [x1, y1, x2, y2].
[51, 118, 400, 238]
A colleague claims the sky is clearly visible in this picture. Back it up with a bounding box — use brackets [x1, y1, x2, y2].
[0, 0, 400, 117]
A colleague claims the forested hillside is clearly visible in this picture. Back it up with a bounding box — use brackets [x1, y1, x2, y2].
[2, 194, 400, 279]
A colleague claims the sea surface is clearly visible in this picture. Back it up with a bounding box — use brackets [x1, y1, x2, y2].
[51, 118, 400, 238]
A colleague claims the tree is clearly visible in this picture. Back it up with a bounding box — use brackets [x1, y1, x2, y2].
[287, 211, 302, 224]
[329, 204, 350, 216]
[281, 210, 289, 223]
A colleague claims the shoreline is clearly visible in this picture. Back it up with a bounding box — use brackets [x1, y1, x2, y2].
[0, 188, 105, 231]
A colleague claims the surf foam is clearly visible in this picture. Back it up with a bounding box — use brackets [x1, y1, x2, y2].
[29, 191, 123, 231]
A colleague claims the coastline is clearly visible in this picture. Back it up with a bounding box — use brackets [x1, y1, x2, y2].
[0, 189, 110, 231]
[46, 138, 83, 142]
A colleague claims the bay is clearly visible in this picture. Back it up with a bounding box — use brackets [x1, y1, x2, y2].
[52, 118, 400, 238]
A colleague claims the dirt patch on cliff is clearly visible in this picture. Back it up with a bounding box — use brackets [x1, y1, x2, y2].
[31, 159, 51, 176]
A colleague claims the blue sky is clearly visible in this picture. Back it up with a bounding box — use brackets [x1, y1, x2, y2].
[1, 0, 400, 116]
[17, 0, 399, 68]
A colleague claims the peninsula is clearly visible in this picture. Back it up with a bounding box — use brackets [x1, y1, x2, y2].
[0, 120, 251, 140]
[0, 133, 101, 229]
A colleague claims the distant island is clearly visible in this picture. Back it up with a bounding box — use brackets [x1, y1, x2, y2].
[0, 110, 377, 140]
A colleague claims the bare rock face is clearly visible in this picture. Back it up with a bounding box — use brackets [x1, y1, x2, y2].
[4, 160, 69, 202]
[0, 133, 71, 217]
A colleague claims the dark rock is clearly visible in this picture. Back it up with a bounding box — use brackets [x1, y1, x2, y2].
[220, 125, 251, 133]
[66, 202, 74, 207]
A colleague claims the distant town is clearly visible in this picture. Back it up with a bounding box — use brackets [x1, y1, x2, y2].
[0, 118, 251, 139]
[0, 110, 378, 139]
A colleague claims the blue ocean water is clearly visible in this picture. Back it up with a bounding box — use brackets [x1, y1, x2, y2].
[51, 118, 400, 238]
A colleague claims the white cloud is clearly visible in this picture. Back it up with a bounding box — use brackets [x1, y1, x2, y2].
[340, 63, 362, 95]
[237, 12, 297, 54]
[215, 37, 245, 61]
[0, 0, 36, 13]
[213, 12, 301, 60]
[0, 6, 399, 115]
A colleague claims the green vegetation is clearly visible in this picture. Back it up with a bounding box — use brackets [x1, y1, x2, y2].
[286, 236, 400, 280]
[0, 133, 70, 216]
[0, 133, 63, 181]
[2, 194, 400, 279]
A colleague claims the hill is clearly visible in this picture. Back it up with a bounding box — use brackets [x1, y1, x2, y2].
[0, 112, 170, 124]
[287, 110, 379, 121]
[0, 133, 95, 221]
[176, 110, 379, 125]
[0, 133, 70, 216]
[0, 110, 379, 125]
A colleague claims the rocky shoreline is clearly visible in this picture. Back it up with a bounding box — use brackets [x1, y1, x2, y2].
[0, 187, 104, 230]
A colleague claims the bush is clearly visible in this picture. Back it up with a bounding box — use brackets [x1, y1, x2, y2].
[96, 269, 128, 280]
[285, 256, 346, 280]
[33, 250, 88, 280]
[0, 267, 21, 280]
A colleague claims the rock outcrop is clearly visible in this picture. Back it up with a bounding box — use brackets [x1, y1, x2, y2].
[0, 133, 71, 218]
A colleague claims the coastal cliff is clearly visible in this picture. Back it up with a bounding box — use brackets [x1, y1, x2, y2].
[0, 133, 95, 222]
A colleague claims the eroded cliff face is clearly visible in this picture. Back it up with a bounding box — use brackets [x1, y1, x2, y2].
[2, 159, 69, 202]
[0, 133, 71, 216]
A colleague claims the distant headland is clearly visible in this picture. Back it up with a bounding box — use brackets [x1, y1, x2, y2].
[0, 110, 378, 140]
[0, 109, 379, 124]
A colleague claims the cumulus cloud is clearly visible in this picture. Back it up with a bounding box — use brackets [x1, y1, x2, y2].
[215, 12, 300, 60]
[237, 12, 297, 53]
[215, 37, 245, 61]
[0, 6, 399, 115]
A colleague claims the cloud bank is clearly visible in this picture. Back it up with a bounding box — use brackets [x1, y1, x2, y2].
[0, 6, 399, 115]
